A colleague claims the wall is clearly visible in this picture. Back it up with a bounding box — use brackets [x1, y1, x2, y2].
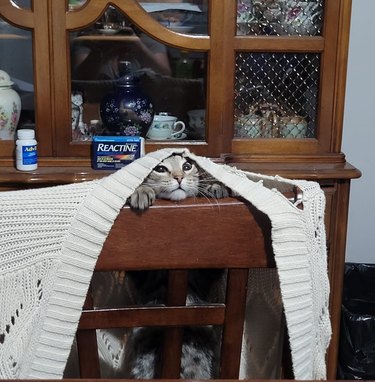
[342, 0, 375, 264]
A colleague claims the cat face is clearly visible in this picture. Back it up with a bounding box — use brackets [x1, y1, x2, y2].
[144, 155, 199, 201]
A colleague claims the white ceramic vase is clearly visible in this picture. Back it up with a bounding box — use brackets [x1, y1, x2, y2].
[0, 70, 21, 140]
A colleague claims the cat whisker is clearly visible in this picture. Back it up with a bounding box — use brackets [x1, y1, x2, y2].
[196, 192, 216, 206]
[197, 187, 221, 208]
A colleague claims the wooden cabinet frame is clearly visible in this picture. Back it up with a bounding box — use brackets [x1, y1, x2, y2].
[0, 0, 355, 161]
[0, 0, 361, 378]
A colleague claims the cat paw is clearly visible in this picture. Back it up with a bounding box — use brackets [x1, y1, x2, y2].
[128, 185, 156, 210]
[206, 183, 230, 199]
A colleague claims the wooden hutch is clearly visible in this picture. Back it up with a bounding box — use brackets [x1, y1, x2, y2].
[0, 0, 360, 378]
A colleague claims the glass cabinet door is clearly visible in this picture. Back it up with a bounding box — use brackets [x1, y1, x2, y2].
[234, 52, 320, 139]
[0, 0, 343, 161]
[0, 0, 34, 155]
[0, 0, 54, 160]
[236, 0, 323, 36]
[56, 0, 210, 156]
[231, 0, 344, 156]
[234, 0, 324, 141]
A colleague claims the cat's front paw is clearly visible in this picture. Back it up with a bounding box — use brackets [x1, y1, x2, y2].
[129, 185, 156, 211]
[206, 183, 230, 199]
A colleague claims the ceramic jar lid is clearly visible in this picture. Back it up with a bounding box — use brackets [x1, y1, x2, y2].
[0, 70, 14, 87]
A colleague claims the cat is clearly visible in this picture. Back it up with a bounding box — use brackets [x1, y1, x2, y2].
[121, 154, 230, 379]
[128, 153, 229, 210]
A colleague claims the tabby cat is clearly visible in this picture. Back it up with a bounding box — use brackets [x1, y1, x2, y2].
[122, 154, 230, 379]
[128, 153, 229, 210]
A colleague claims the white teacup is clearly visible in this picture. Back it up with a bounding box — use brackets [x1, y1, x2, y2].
[147, 115, 185, 140]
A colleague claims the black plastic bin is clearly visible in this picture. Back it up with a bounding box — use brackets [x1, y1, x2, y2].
[338, 263, 375, 379]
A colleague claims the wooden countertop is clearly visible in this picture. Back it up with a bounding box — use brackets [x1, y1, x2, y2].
[0, 158, 361, 190]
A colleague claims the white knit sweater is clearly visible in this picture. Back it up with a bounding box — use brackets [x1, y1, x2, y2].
[0, 148, 331, 380]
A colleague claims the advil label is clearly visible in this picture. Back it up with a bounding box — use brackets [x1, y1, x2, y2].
[92, 136, 144, 170]
[22, 145, 38, 165]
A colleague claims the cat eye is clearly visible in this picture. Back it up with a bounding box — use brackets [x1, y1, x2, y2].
[182, 162, 193, 171]
[154, 165, 168, 173]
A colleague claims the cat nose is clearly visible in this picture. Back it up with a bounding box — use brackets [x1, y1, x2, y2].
[174, 176, 183, 184]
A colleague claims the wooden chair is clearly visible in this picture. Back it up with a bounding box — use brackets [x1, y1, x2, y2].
[73, 196, 293, 379]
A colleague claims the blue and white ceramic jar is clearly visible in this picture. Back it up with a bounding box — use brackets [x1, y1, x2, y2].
[100, 61, 154, 137]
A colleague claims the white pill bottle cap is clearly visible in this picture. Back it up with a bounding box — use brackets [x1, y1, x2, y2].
[17, 129, 35, 140]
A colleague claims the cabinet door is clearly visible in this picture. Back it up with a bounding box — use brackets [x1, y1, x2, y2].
[230, 0, 351, 157]
[1, 0, 349, 161]
[0, 0, 53, 159]
[52, 0, 233, 157]
[53, 0, 350, 159]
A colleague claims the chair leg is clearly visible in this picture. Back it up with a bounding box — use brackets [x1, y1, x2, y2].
[161, 270, 188, 378]
[76, 287, 101, 378]
[220, 268, 249, 378]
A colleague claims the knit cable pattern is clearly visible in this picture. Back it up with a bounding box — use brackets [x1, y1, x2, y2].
[0, 148, 330, 379]
[188, 152, 331, 379]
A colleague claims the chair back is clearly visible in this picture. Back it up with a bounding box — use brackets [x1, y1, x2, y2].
[75, 197, 285, 379]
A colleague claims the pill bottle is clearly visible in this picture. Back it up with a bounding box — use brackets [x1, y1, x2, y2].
[16, 129, 38, 171]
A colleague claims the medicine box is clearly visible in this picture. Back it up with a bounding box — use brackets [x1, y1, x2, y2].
[92, 136, 145, 170]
